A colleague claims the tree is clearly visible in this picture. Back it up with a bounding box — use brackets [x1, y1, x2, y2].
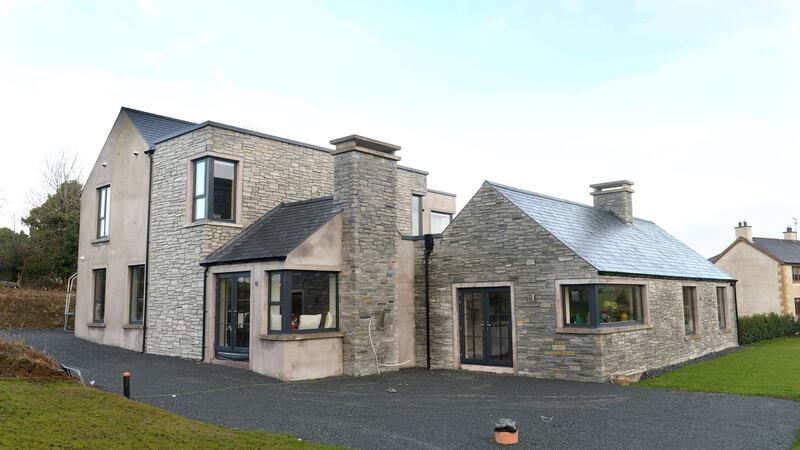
[0, 227, 28, 283]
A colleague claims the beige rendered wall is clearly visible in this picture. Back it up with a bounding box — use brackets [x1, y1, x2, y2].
[422, 191, 457, 234]
[714, 242, 781, 315]
[75, 111, 149, 351]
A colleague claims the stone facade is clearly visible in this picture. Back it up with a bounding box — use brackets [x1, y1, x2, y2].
[147, 126, 334, 358]
[332, 139, 400, 376]
[418, 182, 738, 382]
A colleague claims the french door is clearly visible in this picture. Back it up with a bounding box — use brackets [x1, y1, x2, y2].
[215, 272, 250, 360]
[459, 287, 513, 367]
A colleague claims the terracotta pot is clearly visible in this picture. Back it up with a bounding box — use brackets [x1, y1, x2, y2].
[495, 430, 518, 445]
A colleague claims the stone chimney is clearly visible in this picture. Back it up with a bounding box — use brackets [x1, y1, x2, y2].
[784, 227, 797, 241]
[590, 180, 634, 223]
[330, 135, 400, 377]
[735, 221, 753, 241]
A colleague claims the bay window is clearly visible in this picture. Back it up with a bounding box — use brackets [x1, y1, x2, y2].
[268, 271, 338, 333]
[562, 284, 643, 328]
[193, 157, 236, 222]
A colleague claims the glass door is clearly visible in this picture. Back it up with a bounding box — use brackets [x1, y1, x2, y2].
[459, 287, 512, 367]
[215, 272, 250, 360]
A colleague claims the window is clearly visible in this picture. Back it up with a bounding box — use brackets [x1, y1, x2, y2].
[795, 298, 800, 317]
[411, 194, 423, 236]
[129, 265, 145, 324]
[561, 284, 643, 328]
[716, 287, 727, 329]
[430, 211, 452, 234]
[683, 286, 697, 335]
[793, 266, 800, 283]
[93, 269, 106, 323]
[96, 185, 110, 239]
[268, 271, 338, 333]
[193, 157, 236, 222]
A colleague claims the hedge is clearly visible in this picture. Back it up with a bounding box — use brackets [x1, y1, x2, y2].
[737, 313, 800, 345]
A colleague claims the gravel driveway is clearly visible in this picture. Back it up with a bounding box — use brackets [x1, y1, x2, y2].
[7, 329, 800, 449]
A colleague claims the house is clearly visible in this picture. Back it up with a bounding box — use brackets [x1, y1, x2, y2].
[419, 180, 738, 381]
[76, 108, 455, 380]
[77, 107, 736, 383]
[711, 223, 800, 317]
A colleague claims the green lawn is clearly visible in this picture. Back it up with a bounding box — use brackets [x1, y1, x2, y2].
[0, 379, 337, 449]
[639, 336, 800, 401]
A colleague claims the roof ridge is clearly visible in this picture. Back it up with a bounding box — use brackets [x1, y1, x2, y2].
[486, 180, 654, 223]
[121, 107, 196, 125]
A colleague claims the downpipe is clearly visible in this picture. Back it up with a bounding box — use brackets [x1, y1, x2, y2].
[424, 234, 434, 370]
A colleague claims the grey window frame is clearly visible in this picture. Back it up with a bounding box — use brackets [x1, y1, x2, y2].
[683, 286, 698, 335]
[430, 210, 453, 234]
[129, 265, 145, 325]
[561, 284, 644, 328]
[92, 268, 106, 323]
[716, 286, 727, 329]
[793, 266, 800, 283]
[96, 185, 110, 239]
[411, 194, 423, 236]
[192, 157, 237, 223]
[267, 270, 339, 334]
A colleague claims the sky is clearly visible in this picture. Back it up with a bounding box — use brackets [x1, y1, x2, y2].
[0, 0, 798, 257]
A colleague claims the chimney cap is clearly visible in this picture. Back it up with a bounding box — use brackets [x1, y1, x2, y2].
[787, 226, 794, 233]
[330, 134, 401, 154]
[589, 180, 634, 194]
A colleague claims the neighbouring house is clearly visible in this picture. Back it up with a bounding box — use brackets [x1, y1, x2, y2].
[77, 107, 736, 383]
[76, 108, 455, 380]
[420, 180, 738, 381]
[711, 222, 800, 317]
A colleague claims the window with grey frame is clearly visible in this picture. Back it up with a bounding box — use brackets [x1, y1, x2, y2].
[96, 185, 110, 239]
[430, 211, 452, 234]
[268, 271, 338, 333]
[683, 286, 697, 335]
[716, 286, 727, 329]
[129, 265, 145, 325]
[561, 284, 643, 328]
[411, 194, 423, 236]
[192, 157, 236, 222]
[793, 266, 800, 283]
[93, 268, 106, 323]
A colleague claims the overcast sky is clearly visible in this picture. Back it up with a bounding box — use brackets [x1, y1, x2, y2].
[0, 0, 798, 257]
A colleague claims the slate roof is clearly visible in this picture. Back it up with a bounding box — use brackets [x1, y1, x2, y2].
[751, 238, 800, 264]
[202, 197, 343, 266]
[122, 107, 195, 146]
[488, 182, 734, 281]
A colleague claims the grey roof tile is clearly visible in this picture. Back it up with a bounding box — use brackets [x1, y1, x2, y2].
[489, 182, 734, 281]
[202, 197, 342, 266]
[122, 107, 195, 146]
[752, 238, 800, 264]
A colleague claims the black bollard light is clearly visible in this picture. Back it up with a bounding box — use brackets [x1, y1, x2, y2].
[122, 372, 131, 399]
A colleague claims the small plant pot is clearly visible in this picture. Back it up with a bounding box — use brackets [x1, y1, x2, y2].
[495, 430, 518, 445]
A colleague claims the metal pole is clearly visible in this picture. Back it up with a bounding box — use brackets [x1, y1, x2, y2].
[122, 372, 130, 399]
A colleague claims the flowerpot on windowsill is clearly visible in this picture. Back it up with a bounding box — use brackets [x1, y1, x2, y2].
[495, 430, 518, 445]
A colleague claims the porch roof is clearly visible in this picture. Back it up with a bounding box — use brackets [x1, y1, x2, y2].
[202, 197, 342, 266]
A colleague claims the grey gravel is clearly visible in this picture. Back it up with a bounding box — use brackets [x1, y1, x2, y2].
[6, 330, 800, 450]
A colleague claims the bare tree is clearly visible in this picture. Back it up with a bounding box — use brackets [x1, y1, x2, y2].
[43, 149, 82, 194]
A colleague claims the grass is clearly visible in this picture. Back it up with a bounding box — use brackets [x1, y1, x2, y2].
[0, 286, 64, 328]
[0, 380, 337, 449]
[639, 336, 800, 401]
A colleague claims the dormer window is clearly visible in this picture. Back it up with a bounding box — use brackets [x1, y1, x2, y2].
[193, 157, 236, 222]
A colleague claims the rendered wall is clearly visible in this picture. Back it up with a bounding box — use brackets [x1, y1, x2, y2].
[714, 242, 781, 315]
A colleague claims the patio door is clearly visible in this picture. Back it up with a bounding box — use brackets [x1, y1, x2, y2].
[459, 287, 513, 367]
[215, 272, 250, 360]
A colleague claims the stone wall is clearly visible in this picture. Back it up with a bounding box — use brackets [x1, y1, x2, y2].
[147, 126, 334, 358]
[333, 147, 399, 376]
[395, 168, 427, 235]
[420, 181, 738, 382]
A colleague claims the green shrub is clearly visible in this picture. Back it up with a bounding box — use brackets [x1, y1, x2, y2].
[738, 313, 800, 345]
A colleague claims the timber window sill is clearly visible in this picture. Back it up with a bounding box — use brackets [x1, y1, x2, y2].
[87, 322, 106, 328]
[556, 323, 652, 335]
[260, 331, 345, 341]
